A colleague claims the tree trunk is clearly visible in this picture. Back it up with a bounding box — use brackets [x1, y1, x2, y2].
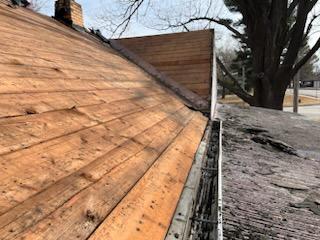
[253, 90, 286, 110]
[252, 75, 288, 110]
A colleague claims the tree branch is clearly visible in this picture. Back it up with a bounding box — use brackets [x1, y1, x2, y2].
[283, 0, 319, 68]
[303, 13, 320, 42]
[288, 0, 299, 17]
[171, 17, 247, 43]
[113, 0, 146, 37]
[293, 37, 320, 75]
[29, 0, 47, 12]
[283, 1, 310, 67]
[216, 57, 254, 105]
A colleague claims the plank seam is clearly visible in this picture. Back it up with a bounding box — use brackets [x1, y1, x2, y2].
[0, 99, 172, 157]
[0, 107, 190, 238]
[87, 112, 196, 239]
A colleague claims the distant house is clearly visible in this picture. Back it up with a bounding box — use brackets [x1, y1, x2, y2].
[301, 79, 320, 88]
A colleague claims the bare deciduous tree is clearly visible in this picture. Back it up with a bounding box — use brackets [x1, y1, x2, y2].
[29, 0, 47, 12]
[97, 0, 320, 110]
[96, 0, 150, 37]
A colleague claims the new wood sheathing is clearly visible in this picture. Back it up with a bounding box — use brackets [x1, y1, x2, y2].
[0, 0, 9, 5]
[0, 4, 207, 240]
[117, 30, 213, 99]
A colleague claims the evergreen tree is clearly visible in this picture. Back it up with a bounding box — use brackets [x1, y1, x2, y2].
[299, 40, 318, 80]
[229, 39, 254, 92]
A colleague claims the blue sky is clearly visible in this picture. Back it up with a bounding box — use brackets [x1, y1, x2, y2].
[40, 0, 173, 37]
[39, 0, 319, 59]
[39, 0, 236, 44]
[41, 1, 101, 26]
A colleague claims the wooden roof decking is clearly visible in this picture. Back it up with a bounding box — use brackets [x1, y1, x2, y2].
[0, 4, 207, 240]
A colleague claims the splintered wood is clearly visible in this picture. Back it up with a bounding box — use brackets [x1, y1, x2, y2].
[0, 3, 207, 240]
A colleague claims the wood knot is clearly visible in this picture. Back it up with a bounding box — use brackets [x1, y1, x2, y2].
[25, 108, 37, 115]
[86, 210, 97, 223]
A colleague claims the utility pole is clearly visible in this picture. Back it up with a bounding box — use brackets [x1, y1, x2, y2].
[241, 66, 245, 90]
[293, 70, 300, 113]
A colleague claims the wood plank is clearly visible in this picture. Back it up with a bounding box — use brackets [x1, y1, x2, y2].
[156, 63, 211, 72]
[130, 47, 212, 57]
[118, 30, 213, 99]
[0, 40, 120, 68]
[0, 20, 153, 85]
[0, 88, 165, 118]
[118, 35, 211, 45]
[77, 94, 175, 122]
[150, 59, 211, 67]
[0, 101, 182, 214]
[0, 64, 153, 85]
[0, 107, 192, 240]
[184, 82, 212, 90]
[131, 48, 212, 58]
[0, 93, 169, 155]
[0, 1, 9, 5]
[193, 89, 211, 97]
[0, 46, 149, 79]
[0, 7, 99, 48]
[0, 109, 96, 155]
[0, 48, 121, 76]
[0, 77, 159, 94]
[89, 113, 207, 240]
[0, 91, 104, 118]
[118, 32, 211, 47]
[158, 73, 210, 85]
[0, 14, 120, 63]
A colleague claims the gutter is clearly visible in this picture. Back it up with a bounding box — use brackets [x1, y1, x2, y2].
[165, 120, 223, 240]
[165, 121, 212, 240]
[216, 120, 223, 240]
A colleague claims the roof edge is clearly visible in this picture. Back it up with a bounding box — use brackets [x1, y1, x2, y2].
[117, 29, 213, 40]
[165, 121, 212, 239]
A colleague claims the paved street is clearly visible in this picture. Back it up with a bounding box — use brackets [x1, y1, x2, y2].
[284, 105, 320, 122]
[285, 88, 320, 122]
[287, 88, 320, 98]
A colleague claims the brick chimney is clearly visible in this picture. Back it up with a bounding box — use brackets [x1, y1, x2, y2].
[54, 0, 84, 28]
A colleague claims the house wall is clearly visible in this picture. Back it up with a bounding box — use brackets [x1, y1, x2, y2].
[117, 30, 214, 100]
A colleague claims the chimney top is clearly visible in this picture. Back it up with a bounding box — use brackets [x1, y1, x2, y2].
[54, 0, 84, 28]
